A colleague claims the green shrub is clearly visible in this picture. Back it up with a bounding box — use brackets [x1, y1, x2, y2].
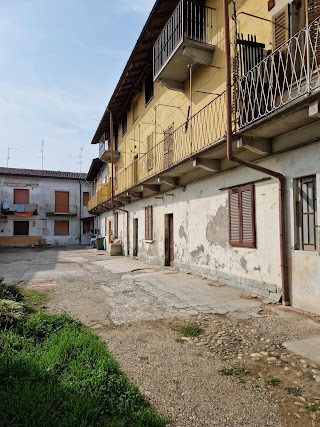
[0, 278, 23, 302]
[0, 299, 25, 327]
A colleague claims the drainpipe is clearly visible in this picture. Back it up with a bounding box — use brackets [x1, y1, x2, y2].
[79, 179, 82, 245]
[223, 0, 289, 306]
[108, 109, 114, 209]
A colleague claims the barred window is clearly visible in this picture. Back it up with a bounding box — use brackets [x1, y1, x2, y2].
[145, 206, 153, 240]
[229, 184, 256, 248]
[114, 213, 119, 238]
[296, 176, 317, 251]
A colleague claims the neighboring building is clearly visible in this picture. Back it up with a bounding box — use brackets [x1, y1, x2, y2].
[86, 0, 320, 315]
[0, 168, 93, 247]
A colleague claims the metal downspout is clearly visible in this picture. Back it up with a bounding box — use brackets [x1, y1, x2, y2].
[109, 110, 114, 209]
[79, 179, 82, 245]
[223, 0, 289, 306]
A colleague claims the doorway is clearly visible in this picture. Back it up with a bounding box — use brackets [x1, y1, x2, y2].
[133, 218, 138, 257]
[165, 214, 174, 266]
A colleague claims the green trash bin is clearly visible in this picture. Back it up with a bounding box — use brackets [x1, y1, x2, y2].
[96, 237, 105, 250]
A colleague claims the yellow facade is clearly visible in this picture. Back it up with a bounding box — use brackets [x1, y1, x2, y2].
[88, 0, 313, 210]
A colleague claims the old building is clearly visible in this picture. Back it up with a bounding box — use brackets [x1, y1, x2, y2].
[87, 0, 320, 315]
[0, 168, 93, 247]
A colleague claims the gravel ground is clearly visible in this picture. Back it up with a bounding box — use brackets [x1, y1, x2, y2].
[2, 247, 320, 426]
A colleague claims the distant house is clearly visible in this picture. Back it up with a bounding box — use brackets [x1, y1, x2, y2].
[0, 167, 93, 247]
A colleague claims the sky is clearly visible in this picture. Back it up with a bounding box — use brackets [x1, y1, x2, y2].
[0, 0, 154, 173]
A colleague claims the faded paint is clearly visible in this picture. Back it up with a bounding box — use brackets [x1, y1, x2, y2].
[0, 174, 93, 247]
[206, 204, 228, 246]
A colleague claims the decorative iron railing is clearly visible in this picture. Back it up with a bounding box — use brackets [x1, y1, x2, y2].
[237, 16, 320, 128]
[153, 0, 215, 79]
[112, 91, 226, 196]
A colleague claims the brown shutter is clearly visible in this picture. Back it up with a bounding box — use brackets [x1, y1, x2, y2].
[308, 0, 320, 22]
[54, 220, 69, 236]
[55, 191, 69, 213]
[229, 184, 256, 248]
[240, 184, 256, 248]
[308, 0, 320, 64]
[273, 7, 289, 49]
[229, 189, 240, 246]
[83, 192, 89, 206]
[147, 134, 153, 171]
[145, 206, 153, 240]
[14, 189, 29, 204]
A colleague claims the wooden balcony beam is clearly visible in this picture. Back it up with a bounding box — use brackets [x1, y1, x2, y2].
[115, 196, 130, 204]
[237, 137, 272, 155]
[140, 184, 160, 193]
[157, 176, 179, 187]
[192, 158, 220, 172]
[127, 191, 143, 200]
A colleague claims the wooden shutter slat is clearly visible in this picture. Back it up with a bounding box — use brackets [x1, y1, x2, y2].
[229, 190, 240, 244]
[274, 7, 289, 49]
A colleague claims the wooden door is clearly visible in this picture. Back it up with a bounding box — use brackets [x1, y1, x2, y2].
[108, 220, 112, 243]
[14, 189, 29, 204]
[133, 218, 138, 256]
[133, 155, 139, 185]
[165, 214, 174, 266]
[164, 126, 173, 169]
[55, 191, 69, 213]
[168, 214, 174, 266]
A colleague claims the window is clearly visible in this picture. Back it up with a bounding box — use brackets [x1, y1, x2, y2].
[295, 176, 317, 251]
[14, 189, 29, 204]
[83, 219, 91, 235]
[144, 71, 154, 105]
[147, 134, 153, 170]
[114, 125, 119, 151]
[132, 98, 139, 122]
[14, 221, 29, 236]
[114, 213, 118, 238]
[145, 206, 153, 240]
[83, 192, 89, 206]
[55, 191, 69, 213]
[228, 184, 256, 248]
[121, 112, 127, 135]
[273, 7, 289, 49]
[54, 220, 69, 236]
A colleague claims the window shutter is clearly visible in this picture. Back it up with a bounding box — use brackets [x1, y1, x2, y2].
[273, 7, 289, 49]
[308, 0, 320, 64]
[240, 185, 255, 247]
[229, 184, 256, 248]
[147, 134, 153, 170]
[308, 0, 320, 22]
[229, 189, 240, 245]
[145, 206, 153, 240]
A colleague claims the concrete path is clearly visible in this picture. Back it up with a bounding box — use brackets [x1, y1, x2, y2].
[1, 247, 320, 367]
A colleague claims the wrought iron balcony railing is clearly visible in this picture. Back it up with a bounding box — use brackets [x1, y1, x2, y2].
[153, 0, 215, 80]
[237, 16, 320, 129]
[1, 202, 37, 215]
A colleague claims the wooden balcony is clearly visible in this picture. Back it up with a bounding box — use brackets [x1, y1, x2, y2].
[153, 0, 215, 90]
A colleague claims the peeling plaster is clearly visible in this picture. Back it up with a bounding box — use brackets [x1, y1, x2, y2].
[240, 256, 248, 273]
[190, 244, 204, 258]
[179, 225, 186, 239]
[206, 204, 228, 246]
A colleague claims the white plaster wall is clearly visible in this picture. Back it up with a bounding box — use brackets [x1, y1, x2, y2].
[0, 175, 91, 246]
[96, 141, 320, 314]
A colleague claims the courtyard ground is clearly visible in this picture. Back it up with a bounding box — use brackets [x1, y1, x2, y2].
[1, 246, 320, 427]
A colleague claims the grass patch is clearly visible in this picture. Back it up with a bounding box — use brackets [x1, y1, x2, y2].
[309, 405, 318, 412]
[220, 365, 251, 383]
[171, 323, 204, 337]
[22, 289, 49, 309]
[286, 386, 302, 396]
[265, 377, 281, 386]
[0, 281, 166, 427]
